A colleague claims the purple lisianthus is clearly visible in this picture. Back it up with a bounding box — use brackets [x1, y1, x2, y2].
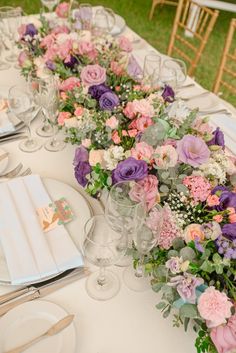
[170, 274, 204, 304]
[162, 85, 175, 103]
[73, 146, 91, 187]
[88, 84, 111, 100]
[222, 223, 236, 240]
[25, 23, 38, 37]
[112, 157, 148, 184]
[64, 55, 79, 68]
[46, 60, 56, 71]
[99, 91, 119, 111]
[177, 135, 210, 167]
[211, 188, 236, 211]
[207, 127, 225, 148]
[127, 55, 142, 79]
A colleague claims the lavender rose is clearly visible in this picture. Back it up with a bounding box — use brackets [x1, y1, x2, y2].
[88, 84, 111, 100]
[99, 91, 119, 111]
[112, 157, 148, 184]
[207, 127, 225, 148]
[73, 146, 91, 187]
[46, 60, 56, 71]
[162, 85, 175, 103]
[25, 23, 38, 37]
[177, 135, 210, 167]
[170, 274, 204, 304]
[80, 64, 106, 86]
[222, 223, 236, 240]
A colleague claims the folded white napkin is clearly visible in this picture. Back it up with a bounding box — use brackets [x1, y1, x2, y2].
[0, 175, 83, 285]
[0, 110, 15, 134]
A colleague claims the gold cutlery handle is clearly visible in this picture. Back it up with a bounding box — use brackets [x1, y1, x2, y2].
[0, 291, 40, 317]
[5, 333, 46, 353]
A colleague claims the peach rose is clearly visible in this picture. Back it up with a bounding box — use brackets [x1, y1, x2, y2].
[89, 149, 105, 167]
[229, 214, 236, 223]
[131, 142, 154, 162]
[110, 61, 124, 76]
[55, 2, 69, 18]
[58, 111, 71, 126]
[207, 195, 220, 207]
[184, 224, 205, 243]
[213, 215, 223, 223]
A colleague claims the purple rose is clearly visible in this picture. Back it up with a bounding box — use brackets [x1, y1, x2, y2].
[46, 60, 56, 71]
[88, 84, 111, 100]
[162, 85, 175, 103]
[222, 223, 236, 240]
[99, 91, 119, 111]
[127, 55, 142, 79]
[207, 127, 225, 148]
[170, 274, 204, 304]
[25, 23, 38, 37]
[112, 157, 148, 184]
[177, 135, 210, 167]
[73, 146, 91, 187]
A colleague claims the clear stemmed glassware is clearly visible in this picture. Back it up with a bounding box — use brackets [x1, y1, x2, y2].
[0, 7, 22, 63]
[73, 3, 93, 30]
[159, 67, 177, 90]
[123, 204, 163, 292]
[163, 58, 187, 88]
[92, 8, 110, 36]
[29, 76, 54, 137]
[8, 85, 42, 153]
[82, 215, 128, 301]
[143, 54, 162, 86]
[105, 181, 146, 267]
[41, 0, 59, 13]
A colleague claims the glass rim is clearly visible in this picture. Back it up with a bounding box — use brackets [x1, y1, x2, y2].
[109, 181, 146, 207]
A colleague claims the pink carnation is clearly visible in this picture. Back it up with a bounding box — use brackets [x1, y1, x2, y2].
[136, 116, 153, 132]
[74, 107, 84, 117]
[78, 41, 97, 60]
[59, 77, 80, 91]
[80, 64, 106, 86]
[210, 307, 236, 353]
[58, 111, 71, 126]
[110, 61, 124, 76]
[55, 2, 69, 18]
[123, 102, 136, 119]
[129, 175, 159, 211]
[131, 142, 154, 162]
[213, 215, 223, 223]
[40, 34, 55, 49]
[112, 130, 121, 144]
[57, 39, 72, 62]
[133, 99, 155, 118]
[207, 195, 220, 207]
[198, 287, 233, 328]
[128, 129, 138, 137]
[118, 36, 133, 52]
[183, 175, 211, 204]
[105, 116, 119, 129]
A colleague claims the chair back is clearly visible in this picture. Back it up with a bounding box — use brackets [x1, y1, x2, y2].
[167, 0, 219, 76]
[149, 0, 179, 20]
[213, 18, 236, 98]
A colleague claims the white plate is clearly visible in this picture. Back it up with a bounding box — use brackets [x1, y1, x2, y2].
[0, 177, 92, 284]
[0, 300, 76, 353]
[0, 147, 9, 174]
[185, 93, 220, 111]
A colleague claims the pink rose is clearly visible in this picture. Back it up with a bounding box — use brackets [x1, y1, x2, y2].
[82, 139, 91, 148]
[184, 224, 205, 243]
[51, 25, 70, 35]
[59, 77, 80, 91]
[89, 150, 105, 167]
[198, 287, 233, 328]
[229, 214, 236, 223]
[131, 142, 154, 162]
[129, 175, 159, 211]
[210, 308, 236, 353]
[118, 36, 133, 52]
[78, 41, 97, 60]
[192, 117, 213, 135]
[105, 116, 119, 129]
[112, 130, 121, 144]
[213, 215, 223, 223]
[74, 107, 84, 117]
[154, 145, 178, 169]
[58, 111, 71, 126]
[136, 116, 153, 132]
[227, 207, 235, 215]
[207, 195, 220, 207]
[57, 39, 72, 61]
[44, 45, 58, 61]
[80, 64, 106, 86]
[40, 34, 55, 49]
[123, 102, 136, 119]
[128, 129, 138, 137]
[55, 2, 69, 18]
[110, 61, 124, 76]
[133, 99, 155, 118]
[18, 51, 31, 68]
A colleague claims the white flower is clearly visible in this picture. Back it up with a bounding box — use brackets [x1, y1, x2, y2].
[103, 146, 124, 170]
[64, 117, 78, 128]
[196, 151, 230, 184]
[167, 100, 190, 127]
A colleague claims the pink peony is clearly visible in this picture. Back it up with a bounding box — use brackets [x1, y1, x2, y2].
[210, 308, 236, 353]
[110, 61, 124, 76]
[58, 111, 71, 126]
[123, 102, 136, 119]
[183, 175, 211, 204]
[118, 36, 133, 52]
[129, 175, 159, 210]
[105, 116, 119, 129]
[80, 64, 106, 86]
[184, 224, 205, 243]
[133, 99, 155, 118]
[154, 145, 178, 169]
[55, 2, 69, 18]
[111, 130, 121, 144]
[136, 116, 153, 132]
[59, 77, 80, 91]
[198, 287, 233, 328]
[131, 142, 154, 162]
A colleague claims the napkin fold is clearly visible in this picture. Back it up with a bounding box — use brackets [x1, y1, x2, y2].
[0, 175, 83, 285]
[0, 110, 15, 134]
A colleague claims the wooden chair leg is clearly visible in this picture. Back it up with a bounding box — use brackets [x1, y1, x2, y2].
[149, 0, 159, 20]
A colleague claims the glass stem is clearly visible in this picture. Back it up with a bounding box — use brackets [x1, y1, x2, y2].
[135, 254, 145, 278]
[51, 123, 59, 147]
[97, 267, 106, 286]
[26, 121, 32, 143]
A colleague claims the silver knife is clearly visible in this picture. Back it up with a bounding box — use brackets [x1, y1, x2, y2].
[0, 267, 89, 316]
[0, 134, 27, 144]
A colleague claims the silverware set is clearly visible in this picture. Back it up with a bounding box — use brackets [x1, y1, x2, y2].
[0, 122, 26, 144]
[0, 162, 32, 179]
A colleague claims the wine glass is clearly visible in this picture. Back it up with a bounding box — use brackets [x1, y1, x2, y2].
[92, 8, 110, 36]
[105, 181, 146, 267]
[41, 0, 59, 13]
[73, 3, 93, 30]
[159, 67, 177, 90]
[8, 85, 42, 153]
[143, 54, 161, 86]
[29, 76, 54, 137]
[123, 204, 163, 292]
[82, 215, 128, 301]
[44, 80, 66, 152]
[163, 58, 187, 88]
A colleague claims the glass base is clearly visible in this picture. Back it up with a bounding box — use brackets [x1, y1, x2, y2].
[44, 138, 66, 152]
[36, 124, 54, 137]
[123, 265, 150, 292]
[19, 138, 42, 153]
[115, 254, 132, 267]
[86, 270, 120, 301]
[0, 61, 11, 70]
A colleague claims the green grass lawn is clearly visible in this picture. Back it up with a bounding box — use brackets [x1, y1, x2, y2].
[1, 0, 235, 105]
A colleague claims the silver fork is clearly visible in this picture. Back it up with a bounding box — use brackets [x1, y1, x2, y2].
[19, 168, 32, 177]
[0, 163, 23, 178]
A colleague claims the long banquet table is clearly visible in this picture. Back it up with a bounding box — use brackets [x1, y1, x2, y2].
[0, 15, 236, 353]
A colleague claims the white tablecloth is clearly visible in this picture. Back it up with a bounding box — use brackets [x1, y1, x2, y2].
[0, 20, 236, 353]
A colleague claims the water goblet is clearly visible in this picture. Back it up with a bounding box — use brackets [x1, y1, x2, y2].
[159, 67, 177, 90]
[8, 85, 42, 153]
[41, 0, 59, 13]
[29, 76, 54, 137]
[92, 8, 110, 36]
[163, 58, 187, 88]
[82, 215, 128, 301]
[73, 3, 93, 30]
[143, 54, 162, 86]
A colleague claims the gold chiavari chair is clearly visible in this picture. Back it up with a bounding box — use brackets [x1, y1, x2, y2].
[149, 0, 179, 20]
[213, 18, 236, 97]
[167, 0, 219, 76]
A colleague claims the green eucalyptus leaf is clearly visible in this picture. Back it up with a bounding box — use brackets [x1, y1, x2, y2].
[152, 282, 164, 293]
[200, 260, 214, 273]
[167, 250, 179, 258]
[156, 301, 167, 310]
[160, 185, 169, 193]
[180, 304, 198, 319]
[212, 253, 222, 264]
[161, 171, 170, 180]
[179, 247, 196, 261]
[176, 184, 189, 194]
[172, 238, 185, 250]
